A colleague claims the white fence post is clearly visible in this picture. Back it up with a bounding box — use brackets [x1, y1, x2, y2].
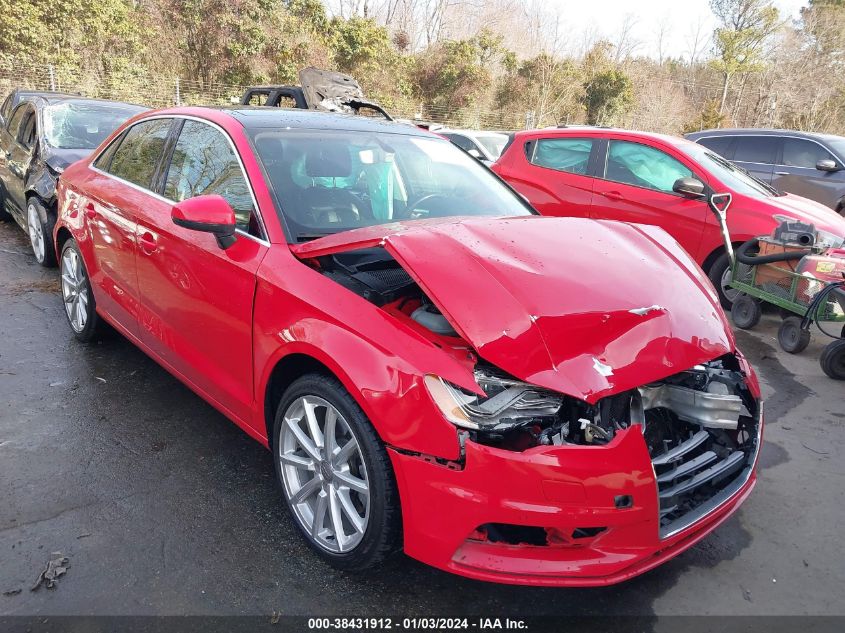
[48, 64, 56, 91]
[175, 78, 181, 106]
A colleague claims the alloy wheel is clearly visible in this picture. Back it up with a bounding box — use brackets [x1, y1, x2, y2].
[720, 266, 740, 304]
[279, 395, 370, 553]
[61, 248, 89, 333]
[27, 203, 45, 263]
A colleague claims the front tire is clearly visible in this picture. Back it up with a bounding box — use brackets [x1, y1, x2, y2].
[708, 252, 739, 310]
[272, 374, 401, 571]
[60, 239, 101, 342]
[27, 198, 57, 267]
[820, 339, 845, 380]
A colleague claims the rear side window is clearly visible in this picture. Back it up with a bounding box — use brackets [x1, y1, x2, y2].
[733, 136, 777, 164]
[107, 119, 173, 190]
[529, 138, 593, 175]
[781, 138, 836, 168]
[605, 140, 693, 193]
[164, 120, 257, 235]
[697, 136, 734, 158]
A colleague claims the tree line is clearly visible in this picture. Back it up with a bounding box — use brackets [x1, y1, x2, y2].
[1, 0, 844, 134]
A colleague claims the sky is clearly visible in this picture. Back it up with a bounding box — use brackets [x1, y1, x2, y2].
[545, 0, 809, 59]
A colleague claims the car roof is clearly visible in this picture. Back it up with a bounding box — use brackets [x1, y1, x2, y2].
[146, 106, 434, 137]
[513, 126, 694, 149]
[440, 129, 509, 136]
[686, 128, 845, 142]
[10, 91, 146, 110]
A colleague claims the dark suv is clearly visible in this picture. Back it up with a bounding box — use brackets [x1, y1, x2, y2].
[686, 129, 845, 216]
[0, 90, 145, 265]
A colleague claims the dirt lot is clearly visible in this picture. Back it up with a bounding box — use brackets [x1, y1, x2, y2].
[1, 219, 843, 623]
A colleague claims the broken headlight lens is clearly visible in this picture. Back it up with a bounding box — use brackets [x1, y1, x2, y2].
[424, 369, 563, 431]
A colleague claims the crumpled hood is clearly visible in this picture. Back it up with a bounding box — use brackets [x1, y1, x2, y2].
[292, 216, 734, 403]
[43, 147, 90, 173]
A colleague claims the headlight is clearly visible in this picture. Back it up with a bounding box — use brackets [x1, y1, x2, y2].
[424, 368, 563, 431]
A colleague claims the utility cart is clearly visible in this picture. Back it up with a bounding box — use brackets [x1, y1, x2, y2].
[714, 204, 845, 379]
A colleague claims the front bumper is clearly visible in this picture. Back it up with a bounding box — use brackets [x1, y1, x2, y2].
[389, 418, 760, 587]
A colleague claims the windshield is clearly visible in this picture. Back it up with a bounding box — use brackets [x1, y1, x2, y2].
[249, 129, 533, 240]
[474, 133, 510, 159]
[43, 101, 144, 150]
[682, 142, 779, 198]
[823, 137, 845, 161]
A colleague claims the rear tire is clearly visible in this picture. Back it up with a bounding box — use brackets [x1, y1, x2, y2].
[60, 238, 102, 342]
[820, 339, 845, 380]
[272, 374, 401, 571]
[708, 252, 738, 310]
[26, 197, 57, 267]
[731, 294, 762, 330]
[778, 317, 811, 354]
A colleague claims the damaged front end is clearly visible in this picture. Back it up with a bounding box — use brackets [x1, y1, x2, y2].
[291, 217, 762, 582]
[426, 356, 760, 538]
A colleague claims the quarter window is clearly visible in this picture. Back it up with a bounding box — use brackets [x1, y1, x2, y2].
[164, 120, 257, 235]
[605, 141, 693, 193]
[18, 110, 36, 149]
[781, 138, 836, 168]
[107, 119, 173, 190]
[529, 138, 593, 175]
[733, 136, 777, 164]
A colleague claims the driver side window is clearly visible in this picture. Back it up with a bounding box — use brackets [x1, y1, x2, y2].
[605, 140, 693, 194]
[164, 120, 259, 237]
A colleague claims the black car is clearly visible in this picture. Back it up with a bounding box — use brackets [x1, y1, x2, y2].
[0, 91, 146, 265]
[685, 128, 845, 217]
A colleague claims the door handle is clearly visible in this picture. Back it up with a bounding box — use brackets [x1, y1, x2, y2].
[774, 171, 789, 176]
[138, 232, 157, 254]
[601, 191, 624, 201]
[84, 203, 96, 219]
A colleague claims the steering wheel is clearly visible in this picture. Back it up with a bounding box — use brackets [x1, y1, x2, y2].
[404, 194, 455, 217]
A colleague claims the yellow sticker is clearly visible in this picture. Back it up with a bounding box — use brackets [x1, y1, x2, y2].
[816, 262, 836, 273]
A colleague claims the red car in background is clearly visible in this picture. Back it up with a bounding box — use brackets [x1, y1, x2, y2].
[493, 127, 845, 307]
[54, 107, 762, 586]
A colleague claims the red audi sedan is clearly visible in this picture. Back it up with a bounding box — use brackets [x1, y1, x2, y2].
[54, 107, 762, 586]
[492, 127, 845, 308]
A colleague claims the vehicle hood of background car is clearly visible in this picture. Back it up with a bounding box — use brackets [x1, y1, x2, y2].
[43, 147, 89, 173]
[760, 192, 845, 235]
[292, 216, 735, 403]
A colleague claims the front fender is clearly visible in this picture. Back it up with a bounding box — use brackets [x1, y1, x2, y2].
[25, 164, 58, 204]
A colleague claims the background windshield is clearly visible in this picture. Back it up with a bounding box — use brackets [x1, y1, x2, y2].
[250, 129, 533, 240]
[475, 133, 510, 159]
[682, 142, 778, 198]
[44, 101, 144, 149]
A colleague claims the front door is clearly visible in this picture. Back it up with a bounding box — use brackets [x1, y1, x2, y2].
[5, 104, 37, 213]
[134, 118, 268, 423]
[772, 137, 845, 209]
[591, 139, 708, 259]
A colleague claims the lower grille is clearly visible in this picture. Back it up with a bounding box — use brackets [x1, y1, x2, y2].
[652, 413, 760, 539]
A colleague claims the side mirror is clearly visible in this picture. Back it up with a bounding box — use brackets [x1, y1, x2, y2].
[816, 159, 839, 172]
[171, 194, 237, 249]
[672, 177, 706, 198]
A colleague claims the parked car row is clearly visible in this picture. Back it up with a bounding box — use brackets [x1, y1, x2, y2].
[2, 86, 820, 588]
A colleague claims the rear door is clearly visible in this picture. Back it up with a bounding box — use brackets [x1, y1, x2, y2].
[83, 117, 175, 335]
[4, 103, 38, 211]
[731, 135, 778, 184]
[509, 136, 598, 217]
[772, 137, 844, 209]
[134, 118, 268, 423]
[591, 138, 709, 258]
[0, 104, 29, 218]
